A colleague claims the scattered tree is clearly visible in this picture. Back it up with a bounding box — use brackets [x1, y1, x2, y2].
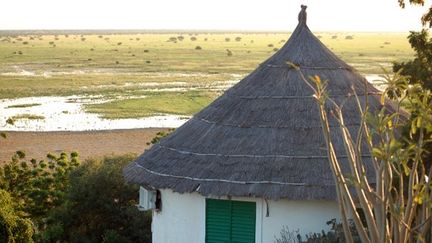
[226, 49, 233, 56]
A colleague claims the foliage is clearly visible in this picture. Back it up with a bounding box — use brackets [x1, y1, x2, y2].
[274, 226, 300, 243]
[398, 0, 432, 27]
[0, 189, 34, 243]
[0, 151, 80, 227]
[39, 154, 152, 243]
[297, 67, 432, 242]
[147, 128, 175, 145]
[393, 30, 432, 91]
[274, 219, 360, 243]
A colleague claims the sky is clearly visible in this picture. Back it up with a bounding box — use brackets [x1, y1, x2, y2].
[1, 0, 431, 32]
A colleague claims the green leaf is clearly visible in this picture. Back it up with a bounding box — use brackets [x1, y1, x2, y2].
[372, 148, 383, 158]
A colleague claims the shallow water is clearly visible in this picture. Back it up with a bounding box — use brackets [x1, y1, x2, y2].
[0, 75, 382, 132]
[0, 96, 188, 131]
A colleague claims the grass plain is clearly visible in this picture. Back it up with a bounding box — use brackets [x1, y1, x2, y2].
[0, 31, 414, 118]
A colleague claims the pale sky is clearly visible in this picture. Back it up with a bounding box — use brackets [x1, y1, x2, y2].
[2, 0, 431, 32]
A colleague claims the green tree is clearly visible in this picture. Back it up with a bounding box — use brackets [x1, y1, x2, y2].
[0, 189, 34, 243]
[40, 154, 152, 243]
[398, 0, 432, 27]
[0, 151, 80, 229]
[393, 30, 432, 91]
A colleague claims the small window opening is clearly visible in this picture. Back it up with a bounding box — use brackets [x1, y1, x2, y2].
[155, 190, 162, 212]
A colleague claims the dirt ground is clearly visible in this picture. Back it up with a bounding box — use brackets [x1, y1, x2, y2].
[0, 128, 166, 162]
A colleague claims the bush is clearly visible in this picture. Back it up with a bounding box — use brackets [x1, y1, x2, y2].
[226, 49, 233, 56]
[190, 36, 197, 41]
[168, 37, 177, 42]
[195, 46, 202, 50]
[0, 189, 34, 243]
[40, 155, 152, 243]
[274, 219, 360, 243]
[235, 37, 242, 41]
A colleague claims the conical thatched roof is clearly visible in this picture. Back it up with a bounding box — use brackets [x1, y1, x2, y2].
[124, 6, 393, 200]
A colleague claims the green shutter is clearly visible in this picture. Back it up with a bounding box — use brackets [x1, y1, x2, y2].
[231, 201, 256, 243]
[206, 199, 232, 243]
[205, 199, 256, 243]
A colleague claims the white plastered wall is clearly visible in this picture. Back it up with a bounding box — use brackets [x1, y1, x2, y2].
[150, 189, 340, 243]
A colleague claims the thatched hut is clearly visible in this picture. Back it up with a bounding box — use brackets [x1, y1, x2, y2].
[124, 5, 386, 243]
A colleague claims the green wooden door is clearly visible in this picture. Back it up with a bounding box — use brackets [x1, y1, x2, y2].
[205, 199, 256, 243]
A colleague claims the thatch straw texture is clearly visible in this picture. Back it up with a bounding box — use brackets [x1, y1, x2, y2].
[124, 7, 396, 200]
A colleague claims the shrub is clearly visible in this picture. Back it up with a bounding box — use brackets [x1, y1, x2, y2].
[268, 43, 274, 47]
[40, 155, 152, 243]
[0, 152, 80, 220]
[274, 219, 360, 243]
[225, 37, 230, 42]
[190, 36, 197, 41]
[168, 37, 177, 42]
[0, 189, 34, 243]
[195, 46, 202, 50]
[226, 49, 233, 56]
[235, 36, 242, 41]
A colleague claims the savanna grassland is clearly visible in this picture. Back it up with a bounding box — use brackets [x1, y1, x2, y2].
[0, 31, 414, 118]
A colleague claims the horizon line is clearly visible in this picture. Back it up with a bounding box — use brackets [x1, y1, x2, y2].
[0, 28, 415, 34]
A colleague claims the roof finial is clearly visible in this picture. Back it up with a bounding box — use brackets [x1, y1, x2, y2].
[298, 5, 307, 24]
